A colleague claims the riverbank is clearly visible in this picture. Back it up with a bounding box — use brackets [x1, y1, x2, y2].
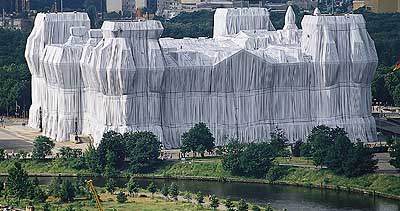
[1, 158, 399, 201]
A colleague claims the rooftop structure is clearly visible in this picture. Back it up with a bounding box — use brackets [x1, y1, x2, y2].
[25, 7, 378, 147]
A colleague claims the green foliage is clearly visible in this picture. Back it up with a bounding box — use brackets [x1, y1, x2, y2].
[32, 136, 55, 161]
[252, 205, 261, 211]
[195, 191, 204, 204]
[0, 148, 5, 161]
[181, 122, 215, 157]
[127, 177, 139, 196]
[5, 162, 30, 199]
[266, 165, 289, 182]
[169, 183, 179, 200]
[307, 125, 377, 177]
[147, 182, 157, 197]
[124, 131, 161, 173]
[389, 138, 400, 169]
[105, 178, 116, 194]
[237, 199, 249, 211]
[291, 140, 302, 157]
[157, 11, 214, 38]
[59, 179, 76, 202]
[0, 29, 29, 66]
[362, 12, 400, 67]
[97, 131, 125, 172]
[222, 139, 276, 178]
[57, 147, 85, 170]
[0, 64, 31, 115]
[209, 194, 219, 210]
[224, 198, 234, 209]
[183, 191, 191, 202]
[83, 143, 99, 173]
[161, 184, 169, 198]
[116, 192, 127, 203]
[48, 176, 62, 197]
[269, 128, 289, 157]
[43, 203, 51, 211]
[307, 125, 346, 166]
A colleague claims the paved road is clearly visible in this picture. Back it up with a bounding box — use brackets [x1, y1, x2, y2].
[0, 127, 33, 152]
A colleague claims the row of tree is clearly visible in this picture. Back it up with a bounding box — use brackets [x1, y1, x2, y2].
[220, 125, 379, 178]
[1, 161, 284, 211]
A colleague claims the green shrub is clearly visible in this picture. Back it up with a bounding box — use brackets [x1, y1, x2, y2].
[266, 165, 289, 181]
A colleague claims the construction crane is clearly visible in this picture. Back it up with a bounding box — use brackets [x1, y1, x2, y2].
[86, 180, 104, 211]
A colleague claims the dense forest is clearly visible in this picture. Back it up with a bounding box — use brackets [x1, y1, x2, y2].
[0, 9, 400, 115]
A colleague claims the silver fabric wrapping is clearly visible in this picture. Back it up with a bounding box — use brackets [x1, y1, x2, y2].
[26, 8, 377, 148]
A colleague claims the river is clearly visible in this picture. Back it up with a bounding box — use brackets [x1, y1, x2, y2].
[31, 176, 400, 211]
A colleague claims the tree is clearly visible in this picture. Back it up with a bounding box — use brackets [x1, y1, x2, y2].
[105, 178, 116, 194]
[124, 131, 161, 173]
[59, 179, 76, 202]
[48, 176, 62, 197]
[222, 140, 276, 178]
[97, 131, 125, 171]
[237, 199, 249, 211]
[147, 182, 157, 198]
[307, 125, 346, 166]
[127, 177, 139, 196]
[389, 138, 400, 169]
[83, 143, 99, 173]
[116, 192, 127, 203]
[269, 128, 289, 157]
[292, 140, 303, 157]
[209, 195, 219, 210]
[161, 184, 169, 199]
[266, 165, 289, 182]
[308, 125, 377, 177]
[195, 191, 204, 204]
[5, 162, 30, 200]
[181, 122, 215, 157]
[169, 183, 178, 200]
[32, 136, 55, 161]
[345, 141, 377, 177]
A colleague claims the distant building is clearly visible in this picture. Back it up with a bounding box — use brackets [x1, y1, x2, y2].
[106, 0, 135, 14]
[353, 0, 400, 13]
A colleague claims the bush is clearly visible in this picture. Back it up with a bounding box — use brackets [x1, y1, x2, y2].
[237, 199, 248, 211]
[105, 178, 116, 194]
[307, 125, 377, 177]
[209, 194, 219, 210]
[32, 136, 54, 161]
[116, 192, 127, 203]
[147, 182, 157, 197]
[195, 191, 204, 204]
[266, 165, 289, 181]
[222, 139, 276, 178]
[169, 183, 178, 200]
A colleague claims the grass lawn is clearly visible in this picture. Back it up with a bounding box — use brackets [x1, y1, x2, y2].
[0, 159, 90, 174]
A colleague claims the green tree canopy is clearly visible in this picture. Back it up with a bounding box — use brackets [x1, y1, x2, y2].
[181, 122, 215, 157]
[124, 131, 161, 173]
[32, 135, 55, 161]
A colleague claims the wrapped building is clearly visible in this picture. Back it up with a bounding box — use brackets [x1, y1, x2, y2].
[26, 7, 378, 148]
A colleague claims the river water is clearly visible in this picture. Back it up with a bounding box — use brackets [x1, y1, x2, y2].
[31, 176, 400, 211]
